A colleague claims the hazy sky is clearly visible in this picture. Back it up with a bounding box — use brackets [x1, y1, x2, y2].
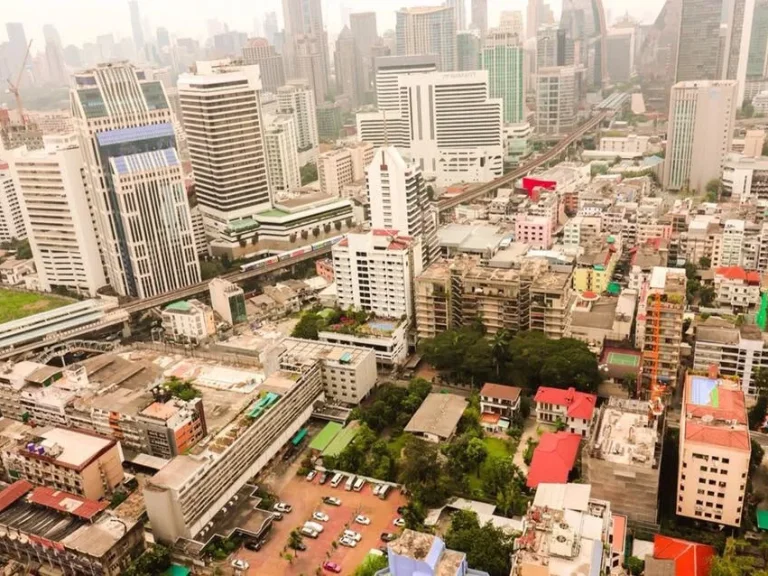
[1, 0, 665, 50]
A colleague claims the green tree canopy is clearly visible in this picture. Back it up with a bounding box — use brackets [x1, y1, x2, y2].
[444, 510, 517, 576]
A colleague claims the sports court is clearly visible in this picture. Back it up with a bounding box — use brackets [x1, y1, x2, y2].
[689, 376, 719, 407]
[606, 351, 640, 367]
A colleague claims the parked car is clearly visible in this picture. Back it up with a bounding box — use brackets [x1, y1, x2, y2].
[339, 536, 358, 548]
[319, 472, 329, 484]
[272, 512, 283, 521]
[231, 559, 249, 570]
[273, 502, 292, 513]
[355, 515, 371, 525]
[380, 532, 397, 542]
[343, 529, 362, 542]
[312, 511, 330, 522]
[301, 527, 319, 539]
[306, 470, 317, 482]
[323, 561, 342, 573]
[393, 518, 405, 527]
[323, 496, 342, 506]
[244, 540, 262, 552]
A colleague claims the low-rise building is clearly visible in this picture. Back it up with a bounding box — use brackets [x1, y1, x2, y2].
[677, 375, 750, 528]
[644, 534, 716, 576]
[479, 383, 521, 432]
[162, 299, 216, 343]
[380, 529, 490, 576]
[534, 387, 597, 437]
[319, 316, 409, 368]
[515, 215, 553, 249]
[0, 259, 34, 285]
[713, 266, 762, 312]
[404, 393, 468, 443]
[526, 432, 581, 489]
[565, 290, 635, 352]
[209, 278, 247, 326]
[572, 236, 621, 294]
[599, 134, 652, 157]
[315, 258, 334, 282]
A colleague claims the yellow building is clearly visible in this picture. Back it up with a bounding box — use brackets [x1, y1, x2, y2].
[572, 236, 621, 294]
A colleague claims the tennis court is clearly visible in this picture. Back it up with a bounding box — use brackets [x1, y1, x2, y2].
[690, 376, 719, 407]
[606, 351, 641, 367]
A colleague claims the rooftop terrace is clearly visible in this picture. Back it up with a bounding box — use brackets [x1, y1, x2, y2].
[590, 398, 660, 467]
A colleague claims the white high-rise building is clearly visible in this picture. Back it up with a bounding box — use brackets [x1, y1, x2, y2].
[358, 69, 503, 185]
[536, 66, 577, 135]
[0, 169, 26, 244]
[396, 6, 457, 72]
[374, 55, 438, 112]
[664, 80, 738, 192]
[366, 146, 439, 267]
[264, 115, 300, 197]
[317, 143, 375, 197]
[178, 60, 271, 243]
[277, 80, 319, 153]
[446, 0, 466, 30]
[332, 230, 423, 320]
[70, 62, 200, 298]
[9, 134, 105, 296]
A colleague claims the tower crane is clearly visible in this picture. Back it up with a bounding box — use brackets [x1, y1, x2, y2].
[6, 40, 33, 126]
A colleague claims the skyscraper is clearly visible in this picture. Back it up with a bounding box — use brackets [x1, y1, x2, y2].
[446, 0, 467, 30]
[350, 12, 378, 93]
[483, 28, 525, 124]
[5, 23, 27, 78]
[527, 0, 556, 40]
[334, 27, 363, 107]
[747, 0, 768, 78]
[128, 1, 144, 55]
[282, 0, 330, 104]
[536, 66, 578, 135]
[457, 31, 482, 71]
[42, 24, 67, 86]
[277, 80, 319, 152]
[471, 0, 488, 36]
[560, 0, 608, 87]
[242, 38, 286, 93]
[664, 80, 737, 192]
[396, 7, 457, 72]
[264, 12, 279, 46]
[264, 115, 300, 197]
[178, 61, 271, 245]
[537, 24, 572, 69]
[499, 11, 525, 37]
[71, 63, 200, 297]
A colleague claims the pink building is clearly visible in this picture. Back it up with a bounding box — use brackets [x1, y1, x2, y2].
[315, 258, 334, 282]
[515, 215, 553, 249]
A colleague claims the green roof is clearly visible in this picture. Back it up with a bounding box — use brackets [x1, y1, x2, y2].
[757, 509, 768, 530]
[607, 282, 621, 295]
[227, 217, 260, 232]
[309, 422, 343, 452]
[164, 565, 191, 576]
[322, 424, 359, 457]
[165, 300, 191, 312]
[257, 208, 291, 218]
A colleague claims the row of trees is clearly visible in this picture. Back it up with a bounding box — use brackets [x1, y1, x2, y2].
[444, 510, 518, 576]
[419, 327, 602, 393]
[123, 545, 171, 576]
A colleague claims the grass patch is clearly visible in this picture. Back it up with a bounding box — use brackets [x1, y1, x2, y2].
[0, 289, 72, 324]
[467, 437, 515, 496]
[387, 433, 407, 460]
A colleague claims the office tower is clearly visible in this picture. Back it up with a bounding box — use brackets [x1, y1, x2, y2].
[242, 38, 286, 93]
[42, 25, 67, 87]
[335, 27, 363, 107]
[282, 0, 329, 104]
[527, 0, 556, 39]
[664, 80, 737, 192]
[748, 0, 768, 77]
[606, 26, 636, 83]
[367, 146, 439, 267]
[277, 80, 319, 152]
[396, 7, 456, 72]
[157, 27, 170, 50]
[483, 28, 525, 123]
[457, 31, 482, 71]
[213, 31, 248, 58]
[128, 1, 144, 54]
[71, 62, 200, 298]
[178, 61, 271, 244]
[5, 23, 27, 76]
[264, 115, 300, 196]
[350, 12, 378, 93]
[536, 66, 577, 135]
[471, 0, 488, 35]
[9, 135, 105, 296]
[500, 11, 524, 37]
[262, 12, 278, 47]
[0, 170, 25, 243]
[537, 24, 572, 69]
[560, 0, 608, 87]
[374, 55, 438, 111]
[637, 0, 682, 112]
[63, 45, 81, 68]
[446, 0, 467, 30]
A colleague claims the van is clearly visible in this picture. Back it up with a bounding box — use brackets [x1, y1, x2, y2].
[330, 473, 343, 488]
[304, 521, 324, 533]
[345, 475, 355, 491]
[353, 477, 365, 492]
[300, 526, 319, 539]
[378, 485, 391, 500]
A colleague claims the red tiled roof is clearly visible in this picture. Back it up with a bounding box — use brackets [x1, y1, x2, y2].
[480, 412, 501, 424]
[526, 432, 581, 489]
[686, 387, 747, 425]
[28, 486, 108, 521]
[480, 383, 521, 402]
[0, 480, 33, 514]
[372, 228, 401, 236]
[534, 387, 597, 420]
[715, 266, 760, 284]
[653, 534, 715, 576]
[684, 421, 750, 451]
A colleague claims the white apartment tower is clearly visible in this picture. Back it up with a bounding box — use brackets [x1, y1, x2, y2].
[70, 62, 200, 298]
[536, 66, 577, 135]
[367, 146, 439, 267]
[264, 115, 301, 197]
[0, 169, 26, 243]
[277, 80, 319, 152]
[178, 60, 271, 242]
[664, 80, 738, 192]
[10, 135, 105, 296]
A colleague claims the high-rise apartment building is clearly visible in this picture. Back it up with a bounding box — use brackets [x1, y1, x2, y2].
[374, 55, 438, 111]
[9, 134, 105, 296]
[264, 115, 300, 197]
[0, 169, 25, 244]
[457, 31, 482, 71]
[677, 375, 749, 528]
[178, 60, 271, 244]
[483, 28, 525, 124]
[537, 25, 572, 69]
[335, 27, 363, 107]
[396, 7, 457, 72]
[277, 80, 319, 152]
[367, 146, 439, 267]
[499, 11, 524, 37]
[241, 38, 286, 93]
[71, 62, 200, 298]
[663, 80, 737, 192]
[282, 0, 330, 103]
[471, 0, 488, 35]
[536, 66, 578, 135]
[446, 0, 467, 30]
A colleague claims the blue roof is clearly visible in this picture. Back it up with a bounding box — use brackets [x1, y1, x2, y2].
[96, 122, 174, 147]
[112, 148, 179, 175]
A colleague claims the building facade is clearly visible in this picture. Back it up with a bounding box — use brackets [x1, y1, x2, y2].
[162, 299, 216, 343]
[395, 7, 456, 72]
[264, 115, 301, 196]
[241, 38, 286, 93]
[0, 170, 25, 244]
[536, 66, 577, 135]
[482, 28, 525, 124]
[277, 80, 319, 152]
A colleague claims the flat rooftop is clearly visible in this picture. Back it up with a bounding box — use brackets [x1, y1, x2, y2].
[36, 428, 114, 468]
[281, 337, 374, 368]
[404, 393, 467, 440]
[590, 398, 660, 467]
[683, 376, 750, 451]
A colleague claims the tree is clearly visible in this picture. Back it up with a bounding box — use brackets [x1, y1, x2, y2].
[398, 437, 450, 507]
[751, 395, 768, 430]
[625, 556, 644, 576]
[444, 510, 517, 576]
[699, 256, 712, 269]
[354, 555, 389, 576]
[401, 500, 427, 530]
[705, 178, 721, 202]
[490, 330, 511, 379]
[123, 545, 172, 576]
[200, 259, 226, 280]
[519, 396, 532, 419]
[300, 163, 318, 185]
[699, 286, 715, 307]
[287, 529, 304, 554]
[292, 311, 322, 340]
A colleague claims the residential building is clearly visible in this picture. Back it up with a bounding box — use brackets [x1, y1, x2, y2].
[479, 382, 522, 426]
[209, 278, 247, 326]
[144, 363, 324, 542]
[0, 480, 144, 576]
[530, 269, 574, 339]
[482, 28, 525, 124]
[566, 291, 636, 352]
[318, 316, 409, 367]
[536, 66, 577, 135]
[162, 299, 216, 343]
[645, 534, 716, 576]
[1, 427, 124, 500]
[178, 60, 271, 245]
[526, 432, 582, 488]
[637, 267, 687, 388]
[713, 266, 761, 311]
[277, 80, 319, 152]
[71, 62, 200, 297]
[315, 258, 334, 282]
[573, 236, 621, 294]
[282, 0, 329, 103]
[414, 259, 456, 340]
[664, 81, 737, 192]
[380, 529, 490, 576]
[722, 154, 768, 203]
[534, 387, 597, 437]
[241, 37, 285, 92]
[264, 114, 301, 196]
[395, 7, 456, 72]
[334, 27, 363, 107]
[457, 31, 481, 71]
[317, 143, 374, 197]
[677, 375, 750, 528]
[515, 215, 553, 249]
[713, 219, 747, 268]
[0, 258, 34, 286]
[367, 146, 439, 267]
[0, 170, 25, 244]
[583, 397, 664, 529]
[599, 135, 651, 157]
[404, 393, 467, 442]
[10, 134, 106, 296]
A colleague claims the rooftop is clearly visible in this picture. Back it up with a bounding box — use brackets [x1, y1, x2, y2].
[526, 432, 582, 489]
[534, 387, 597, 420]
[281, 337, 374, 368]
[480, 383, 521, 402]
[589, 398, 660, 467]
[24, 428, 115, 470]
[404, 393, 468, 440]
[650, 534, 715, 576]
[683, 376, 750, 452]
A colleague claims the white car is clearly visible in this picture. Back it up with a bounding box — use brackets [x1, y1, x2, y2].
[393, 518, 405, 527]
[343, 529, 362, 542]
[312, 511, 330, 522]
[306, 470, 317, 481]
[231, 559, 250, 570]
[355, 515, 371, 525]
[273, 502, 292, 513]
[339, 536, 358, 548]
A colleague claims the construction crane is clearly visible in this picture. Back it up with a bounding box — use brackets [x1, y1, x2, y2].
[6, 40, 33, 126]
[648, 291, 666, 413]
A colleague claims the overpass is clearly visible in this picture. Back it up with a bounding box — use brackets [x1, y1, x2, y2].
[437, 111, 609, 214]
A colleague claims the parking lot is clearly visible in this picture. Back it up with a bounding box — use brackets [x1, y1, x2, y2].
[236, 473, 406, 575]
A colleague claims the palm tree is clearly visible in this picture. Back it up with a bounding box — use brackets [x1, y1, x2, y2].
[287, 529, 303, 556]
[490, 330, 510, 379]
